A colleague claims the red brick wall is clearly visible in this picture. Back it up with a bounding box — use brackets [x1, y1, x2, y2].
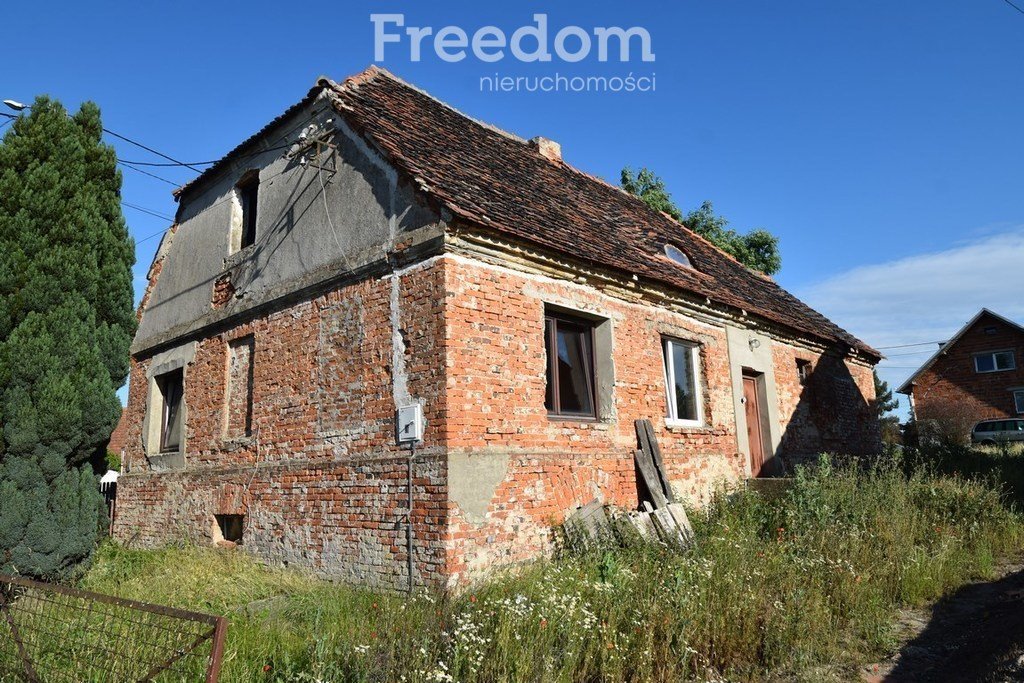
[115, 259, 450, 588]
[106, 407, 129, 459]
[440, 257, 878, 583]
[116, 253, 879, 587]
[910, 312, 1024, 423]
[773, 343, 878, 459]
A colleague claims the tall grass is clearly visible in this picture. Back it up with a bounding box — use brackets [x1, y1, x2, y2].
[80, 458, 1021, 682]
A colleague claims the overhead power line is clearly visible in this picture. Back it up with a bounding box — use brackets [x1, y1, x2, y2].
[118, 158, 217, 168]
[1003, 0, 1024, 15]
[100, 128, 205, 173]
[1, 108, 196, 180]
[135, 228, 171, 246]
[875, 340, 946, 350]
[118, 161, 179, 187]
[122, 201, 174, 223]
[882, 349, 938, 358]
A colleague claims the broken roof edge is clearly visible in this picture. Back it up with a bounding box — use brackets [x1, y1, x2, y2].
[896, 308, 1024, 395]
[336, 65, 529, 145]
[172, 80, 334, 201]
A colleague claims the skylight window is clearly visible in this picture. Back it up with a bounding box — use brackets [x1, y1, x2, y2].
[664, 244, 693, 269]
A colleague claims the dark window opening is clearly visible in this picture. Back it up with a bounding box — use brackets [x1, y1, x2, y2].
[796, 359, 812, 386]
[237, 172, 259, 249]
[974, 350, 1015, 373]
[544, 313, 596, 418]
[156, 369, 183, 454]
[215, 514, 244, 543]
[984, 325, 998, 335]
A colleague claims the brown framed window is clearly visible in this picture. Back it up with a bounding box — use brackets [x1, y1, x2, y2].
[544, 313, 596, 418]
[237, 172, 259, 249]
[156, 369, 184, 453]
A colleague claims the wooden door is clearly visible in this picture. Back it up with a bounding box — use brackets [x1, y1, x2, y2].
[743, 376, 765, 477]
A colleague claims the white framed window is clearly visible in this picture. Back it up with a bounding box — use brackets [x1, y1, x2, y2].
[1014, 390, 1024, 414]
[663, 338, 703, 427]
[974, 350, 1016, 373]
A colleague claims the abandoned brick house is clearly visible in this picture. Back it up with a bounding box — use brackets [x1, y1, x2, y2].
[114, 66, 881, 588]
[898, 309, 1024, 430]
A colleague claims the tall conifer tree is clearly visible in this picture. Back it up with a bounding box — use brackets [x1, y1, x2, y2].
[0, 97, 135, 578]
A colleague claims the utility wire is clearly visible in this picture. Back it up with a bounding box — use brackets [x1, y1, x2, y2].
[122, 201, 174, 223]
[118, 158, 217, 168]
[875, 340, 946, 350]
[1003, 0, 1024, 15]
[135, 227, 172, 246]
[101, 127, 205, 173]
[118, 141, 296, 169]
[119, 161, 180, 187]
[883, 349, 941, 358]
[1, 108, 199, 177]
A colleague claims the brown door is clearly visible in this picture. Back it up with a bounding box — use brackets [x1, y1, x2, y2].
[743, 376, 766, 477]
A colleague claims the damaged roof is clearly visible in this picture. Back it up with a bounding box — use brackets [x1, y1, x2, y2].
[178, 65, 879, 360]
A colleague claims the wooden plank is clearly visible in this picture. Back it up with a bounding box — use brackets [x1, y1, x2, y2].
[651, 507, 686, 546]
[635, 419, 652, 455]
[666, 503, 694, 545]
[634, 450, 667, 509]
[642, 419, 676, 503]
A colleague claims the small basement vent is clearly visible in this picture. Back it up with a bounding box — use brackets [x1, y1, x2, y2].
[215, 514, 244, 544]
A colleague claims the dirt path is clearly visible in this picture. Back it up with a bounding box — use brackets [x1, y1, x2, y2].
[861, 559, 1024, 682]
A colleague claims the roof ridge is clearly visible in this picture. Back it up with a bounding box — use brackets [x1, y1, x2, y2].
[333, 65, 528, 145]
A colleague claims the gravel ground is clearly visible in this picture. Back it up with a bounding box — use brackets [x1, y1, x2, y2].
[861, 559, 1024, 682]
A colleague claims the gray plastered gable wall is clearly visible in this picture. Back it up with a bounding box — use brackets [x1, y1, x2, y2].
[133, 91, 442, 356]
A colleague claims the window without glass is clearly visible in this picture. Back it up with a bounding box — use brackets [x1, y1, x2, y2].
[237, 172, 259, 249]
[974, 350, 1015, 373]
[796, 358, 812, 386]
[1015, 390, 1024, 414]
[663, 338, 702, 425]
[215, 514, 244, 543]
[156, 369, 184, 453]
[544, 313, 596, 418]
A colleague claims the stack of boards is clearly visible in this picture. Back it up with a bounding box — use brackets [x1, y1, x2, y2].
[564, 419, 693, 549]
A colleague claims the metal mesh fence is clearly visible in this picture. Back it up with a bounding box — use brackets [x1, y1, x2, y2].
[0, 573, 226, 682]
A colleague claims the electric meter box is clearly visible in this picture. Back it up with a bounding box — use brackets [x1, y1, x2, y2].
[395, 403, 423, 445]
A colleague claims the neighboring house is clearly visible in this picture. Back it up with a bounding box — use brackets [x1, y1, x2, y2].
[898, 309, 1024, 431]
[114, 66, 880, 588]
[107, 407, 129, 461]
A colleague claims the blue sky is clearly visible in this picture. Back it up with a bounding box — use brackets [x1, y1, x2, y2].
[5, 1, 1024, 413]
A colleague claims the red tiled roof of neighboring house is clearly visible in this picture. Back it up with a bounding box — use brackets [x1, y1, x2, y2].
[175, 66, 879, 360]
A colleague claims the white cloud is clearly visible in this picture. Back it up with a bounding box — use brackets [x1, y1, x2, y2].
[797, 229, 1024, 415]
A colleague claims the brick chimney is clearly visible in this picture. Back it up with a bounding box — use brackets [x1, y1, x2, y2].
[530, 136, 562, 162]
